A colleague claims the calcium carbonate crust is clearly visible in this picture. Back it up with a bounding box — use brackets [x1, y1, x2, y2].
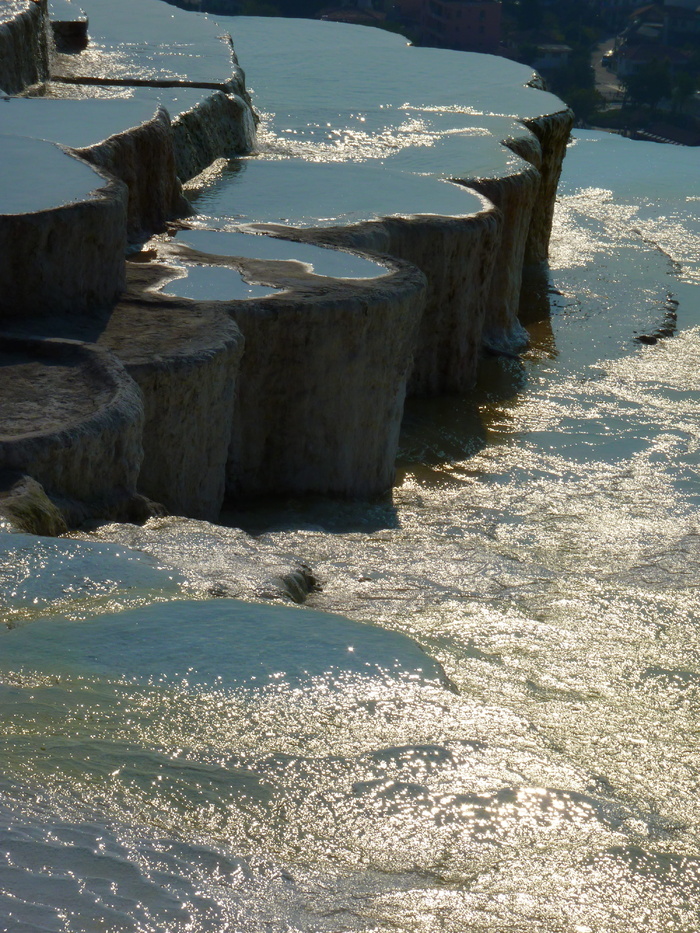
[0, 0, 573, 525]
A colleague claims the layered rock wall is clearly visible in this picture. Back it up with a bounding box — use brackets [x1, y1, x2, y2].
[0, 144, 128, 321]
[521, 110, 575, 267]
[468, 163, 541, 351]
[256, 201, 505, 399]
[73, 107, 191, 239]
[383, 211, 504, 394]
[330, 210, 504, 396]
[98, 265, 246, 521]
[224, 262, 427, 499]
[0, 336, 144, 505]
[0, 0, 49, 94]
[171, 91, 257, 182]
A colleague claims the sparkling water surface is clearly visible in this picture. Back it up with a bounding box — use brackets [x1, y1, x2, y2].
[1, 107, 699, 933]
[187, 157, 483, 228]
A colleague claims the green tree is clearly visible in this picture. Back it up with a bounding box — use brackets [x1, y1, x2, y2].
[671, 70, 697, 114]
[517, 0, 543, 31]
[565, 87, 603, 123]
[622, 59, 673, 111]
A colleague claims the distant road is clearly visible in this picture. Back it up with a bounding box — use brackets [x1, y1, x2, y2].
[592, 37, 624, 102]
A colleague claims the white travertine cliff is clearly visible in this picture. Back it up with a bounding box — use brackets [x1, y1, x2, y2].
[0, 0, 573, 527]
[0, 0, 49, 94]
[0, 134, 128, 320]
[0, 335, 144, 510]
[101, 270, 246, 521]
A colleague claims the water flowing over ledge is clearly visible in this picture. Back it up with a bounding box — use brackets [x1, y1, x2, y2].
[0, 0, 572, 524]
[0, 0, 50, 94]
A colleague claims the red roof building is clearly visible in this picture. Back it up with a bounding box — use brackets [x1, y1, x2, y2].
[420, 0, 501, 54]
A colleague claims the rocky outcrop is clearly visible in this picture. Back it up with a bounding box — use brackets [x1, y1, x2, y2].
[223, 15, 573, 321]
[133, 239, 427, 500]
[0, 0, 260, 247]
[0, 0, 260, 521]
[224, 257, 426, 499]
[235, 192, 506, 396]
[6, 263, 248, 521]
[521, 110, 575, 268]
[0, 336, 144, 507]
[0, 472, 69, 536]
[384, 210, 503, 395]
[302, 208, 503, 396]
[1, 93, 256, 243]
[468, 162, 542, 351]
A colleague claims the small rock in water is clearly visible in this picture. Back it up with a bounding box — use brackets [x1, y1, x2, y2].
[70, 515, 322, 604]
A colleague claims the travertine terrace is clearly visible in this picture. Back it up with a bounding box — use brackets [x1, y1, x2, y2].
[0, 0, 573, 528]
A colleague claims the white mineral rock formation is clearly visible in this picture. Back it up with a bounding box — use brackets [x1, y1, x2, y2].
[0, 336, 144, 505]
[185, 156, 504, 395]
[99, 263, 246, 521]
[0, 0, 574, 521]
[190, 17, 573, 387]
[0, 135, 127, 320]
[520, 110, 575, 267]
[225, 261, 427, 499]
[151, 236, 427, 500]
[468, 164, 540, 352]
[170, 90, 257, 182]
[50, 0, 248, 95]
[320, 207, 504, 395]
[0, 94, 256, 239]
[0, 0, 49, 94]
[72, 106, 190, 238]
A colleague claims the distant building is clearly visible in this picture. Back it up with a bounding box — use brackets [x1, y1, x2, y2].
[533, 43, 572, 70]
[318, 2, 387, 26]
[661, 1, 700, 42]
[594, 0, 644, 29]
[419, 0, 501, 54]
[616, 41, 693, 74]
[613, 0, 699, 73]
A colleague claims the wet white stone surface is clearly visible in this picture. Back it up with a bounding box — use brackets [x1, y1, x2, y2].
[0, 134, 102, 214]
[52, 0, 242, 90]
[0, 0, 49, 93]
[0, 134, 127, 320]
[0, 97, 167, 148]
[191, 157, 485, 227]
[173, 229, 388, 279]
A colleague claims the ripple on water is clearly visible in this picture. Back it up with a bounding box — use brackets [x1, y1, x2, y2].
[0, 598, 452, 690]
[0, 532, 183, 626]
[2, 119, 700, 932]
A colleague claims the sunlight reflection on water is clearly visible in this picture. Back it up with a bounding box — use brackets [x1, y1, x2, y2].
[2, 59, 700, 931]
